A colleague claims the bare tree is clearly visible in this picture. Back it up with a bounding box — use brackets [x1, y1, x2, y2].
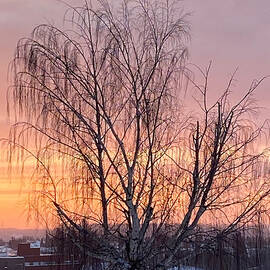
[7, 0, 270, 269]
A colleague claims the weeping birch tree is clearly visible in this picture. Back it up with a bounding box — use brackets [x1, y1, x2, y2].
[7, 0, 270, 269]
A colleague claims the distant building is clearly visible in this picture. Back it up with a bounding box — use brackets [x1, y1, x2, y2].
[17, 243, 79, 270]
[0, 256, 24, 270]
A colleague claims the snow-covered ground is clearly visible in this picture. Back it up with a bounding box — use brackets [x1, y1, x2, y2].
[168, 266, 204, 270]
[0, 246, 17, 256]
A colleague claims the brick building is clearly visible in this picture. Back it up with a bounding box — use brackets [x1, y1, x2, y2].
[17, 243, 79, 270]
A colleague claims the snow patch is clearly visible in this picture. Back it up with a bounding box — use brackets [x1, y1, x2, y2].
[168, 266, 204, 270]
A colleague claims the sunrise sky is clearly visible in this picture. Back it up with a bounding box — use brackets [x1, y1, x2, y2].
[0, 0, 270, 229]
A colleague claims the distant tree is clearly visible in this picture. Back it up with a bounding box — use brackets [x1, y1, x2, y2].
[0, 238, 5, 246]
[46, 222, 105, 269]
[7, 0, 270, 269]
[8, 236, 34, 250]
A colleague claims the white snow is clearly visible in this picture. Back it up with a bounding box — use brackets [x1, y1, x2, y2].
[30, 240, 41, 248]
[168, 266, 204, 270]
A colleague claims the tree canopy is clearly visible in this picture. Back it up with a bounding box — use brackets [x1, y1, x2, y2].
[7, 1, 270, 269]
